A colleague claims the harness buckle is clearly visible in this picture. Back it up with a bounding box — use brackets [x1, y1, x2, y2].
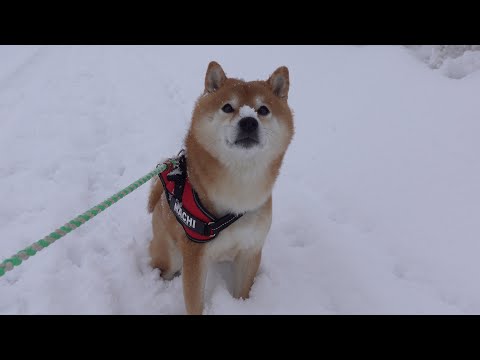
[206, 221, 215, 238]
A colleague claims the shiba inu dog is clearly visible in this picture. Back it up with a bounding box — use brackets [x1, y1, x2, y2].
[147, 61, 294, 314]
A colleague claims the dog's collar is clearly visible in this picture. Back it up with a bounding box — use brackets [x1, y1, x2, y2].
[158, 151, 244, 243]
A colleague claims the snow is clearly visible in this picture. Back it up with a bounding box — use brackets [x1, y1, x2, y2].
[407, 45, 480, 79]
[1, 45, 480, 314]
[239, 105, 257, 118]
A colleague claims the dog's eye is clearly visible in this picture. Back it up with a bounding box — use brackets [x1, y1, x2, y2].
[222, 104, 234, 113]
[257, 106, 270, 116]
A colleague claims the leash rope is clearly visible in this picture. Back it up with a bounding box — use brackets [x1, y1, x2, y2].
[0, 160, 177, 278]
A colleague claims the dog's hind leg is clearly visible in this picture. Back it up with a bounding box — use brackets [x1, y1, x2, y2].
[149, 233, 182, 280]
[149, 205, 182, 280]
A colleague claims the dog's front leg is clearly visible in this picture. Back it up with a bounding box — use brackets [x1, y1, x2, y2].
[233, 249, 262, 300]
[182, 242, 207, 315]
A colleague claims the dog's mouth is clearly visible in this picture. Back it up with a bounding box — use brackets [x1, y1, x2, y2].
[233, 134, 260, 149]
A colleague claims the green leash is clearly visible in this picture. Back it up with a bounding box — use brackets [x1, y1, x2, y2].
[0, 160, 177, 278]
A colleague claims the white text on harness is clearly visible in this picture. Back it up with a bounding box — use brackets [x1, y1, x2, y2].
[174, 200, 196, 229]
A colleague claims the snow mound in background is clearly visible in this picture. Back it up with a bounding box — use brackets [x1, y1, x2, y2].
[406, 45, 480, 79]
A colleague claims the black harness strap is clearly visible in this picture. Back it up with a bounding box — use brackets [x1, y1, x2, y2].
[209, 213, 244, 234]
[167, 154, 187, 200]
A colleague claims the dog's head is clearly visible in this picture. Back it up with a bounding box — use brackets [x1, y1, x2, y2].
[189, 61, 294, 165]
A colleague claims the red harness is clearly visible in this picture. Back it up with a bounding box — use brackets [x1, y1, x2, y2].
[158, 153, 244, 243]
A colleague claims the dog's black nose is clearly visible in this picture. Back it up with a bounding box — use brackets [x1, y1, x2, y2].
[238, 117, 258, 133]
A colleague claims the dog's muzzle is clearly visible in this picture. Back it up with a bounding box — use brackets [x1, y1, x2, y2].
[235, 117, 259, 148]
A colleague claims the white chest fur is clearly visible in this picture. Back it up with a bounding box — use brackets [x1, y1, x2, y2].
[205, 205, 272, 262]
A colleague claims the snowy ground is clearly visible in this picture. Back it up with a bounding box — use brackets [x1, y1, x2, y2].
[1, 45, 479, 314]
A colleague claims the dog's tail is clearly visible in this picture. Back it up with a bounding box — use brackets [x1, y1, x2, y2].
[147, 176, 164, 213]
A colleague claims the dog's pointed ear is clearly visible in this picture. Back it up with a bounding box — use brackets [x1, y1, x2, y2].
[268, 66, 289, 99]
[205, 61, 227, 93]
